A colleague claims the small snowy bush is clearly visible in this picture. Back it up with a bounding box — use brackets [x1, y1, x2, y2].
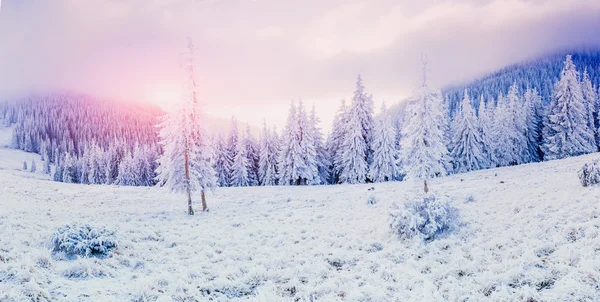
[51, 224, 117, 258]
[389, 192, 460, 241]
[367, 194, 377, 205]
[578, 160, 600, 187]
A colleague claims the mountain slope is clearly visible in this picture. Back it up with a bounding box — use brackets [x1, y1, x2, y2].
[1, 122, 600, 301]
[443, 49, 600, 112]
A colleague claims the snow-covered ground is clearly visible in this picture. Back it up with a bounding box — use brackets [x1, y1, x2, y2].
[1, 124, 600, 301]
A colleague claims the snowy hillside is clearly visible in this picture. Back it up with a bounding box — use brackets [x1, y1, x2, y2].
[2, 123, 600, 301]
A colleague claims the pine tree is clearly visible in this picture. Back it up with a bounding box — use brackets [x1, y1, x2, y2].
[399, 59, 449, 184]
[278, 101, 305, 185]
[155, 38, 216, 215]
[339, 108, 368, 184]
[258, 121, 278, 186]
[310, 104, 330, 185]
[368, 102, 398, 182]
[116, 151, 136, 186]
[450, 90, 486, 173]
[506, 82, 529, 164]
[523, 87, 543, 162]
[62, 153, 77, 183]
[133, 144, 153, 186]
[325, 100, 348, 184]
[297, 100, 319, 185]
[350, 75, 375, 174]
[230, 134, 250, 187]
[492, 93, 518, 167]
[477, 96, 495, 168]
[243, 124, 260, 186]
[581, 68, 598, 149]
[225, 116, 239, 186]
[542, 55, 596, 160]
[213, 133, 232, 187]
[30, 159, 36, 173]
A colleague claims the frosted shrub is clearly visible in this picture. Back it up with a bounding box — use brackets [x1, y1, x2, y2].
[389, 192, 460, 241]
[51, 224, 117, 258]
[578, 160, 600, 187]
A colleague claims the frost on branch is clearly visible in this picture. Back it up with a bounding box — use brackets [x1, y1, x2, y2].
[578, 160, 600, 187]
[389, 192, 460, 241]
[51, 224, 118, 259]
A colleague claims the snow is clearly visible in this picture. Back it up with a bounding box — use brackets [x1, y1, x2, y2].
[2, 125, 600, 301]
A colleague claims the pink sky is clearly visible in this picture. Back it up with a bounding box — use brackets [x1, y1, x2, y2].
[1, 0, 600, 130]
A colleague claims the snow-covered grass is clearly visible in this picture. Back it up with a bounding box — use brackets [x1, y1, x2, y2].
[1, 125, 600, 301]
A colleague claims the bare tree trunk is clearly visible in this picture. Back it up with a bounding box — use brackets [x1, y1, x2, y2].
[184, 150, 194, 215]
[201, 190, 207, 212]
[187, 188, 194, 215]
[423, 179, 429, 194]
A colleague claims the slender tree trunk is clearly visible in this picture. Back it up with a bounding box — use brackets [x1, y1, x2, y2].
[187, 188, 194, 215]
[201, 190, 207, 212]
[184, 149, 194, 215]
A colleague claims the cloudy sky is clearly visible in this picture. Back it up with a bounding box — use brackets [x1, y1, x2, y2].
[1, 0, 599, 129]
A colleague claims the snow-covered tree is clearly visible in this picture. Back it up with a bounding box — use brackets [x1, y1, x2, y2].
[310, 104, 330, 185]
[581, 68, 598, 149]
[230, 134, 250, 187]
[212, 133, 232, 187]
[399, 59, 449, 184]
[133, 144, 153, 186]
[62, 153, 77, 184]
[22, 160, 27, 171]
[492, 93, 518, 167]
[243, 124, 260, 186]
[297, 100, 319, 185]
[258, 121, 278, 186]
[450, 90, 486, 172]
[350, 75, 375, 171]
[325, 100, 348, 184]
[116, 151, 137, 186]
[339, 103, 368, 184]
[30, 159, 36, 173]
[506, 82, 529, 164]
[278, 101, 305, 185]
[155, 38, 216, 215]
[477, 96, 495, 168]
[523, 87, 543, 162]
[368, 102, 398, 182]
[226, 116, 239, 186]
[542, 55, 596, 160]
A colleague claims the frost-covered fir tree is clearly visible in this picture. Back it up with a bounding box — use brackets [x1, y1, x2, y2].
[230, 134, 250, 187]
[310, 104, 330, 185]
[350, 75, 375, 172]
[155, 38, 216, 215]
[368, 102, 398, 182]
[399, 59, 449, 188]
[339, 104, 368, 184]
[243, 124, 260, 186]
[581, 68, 598, 149]
[506, 82, 529, 164]
[297, 100, 319, 185]
[325, 100, 348, 184]
[492, 93, 519, 167]
[22, 160, 27, 171]
[62, 153, 78, 184]
[89, 143, 106, 185]
[450, 90, 486, 173]
[30, 159, 36, 173]
[212, 133, 232, 187]
[542, 55, 596, 160]
[258, 121, 278, 186]
[133, 145, 153, 186]
[116, 151, 137, 186]
[523, 87, 543, 162]
[477, 96, 495, 168]
[278, 101, 305, 185]
[225, 116, 239, 186]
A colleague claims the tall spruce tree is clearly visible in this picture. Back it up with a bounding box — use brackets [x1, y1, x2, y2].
[581, 68, 598, 149]
[450, 90, 486, 172]
[258, 121, 278, 186]
[155, 38, 216, 215]
[542, 55, 596, 160]
[399, 59, 449, 187]
[523, 87, 543, 162]
[368, 102, 398, 182]
[213, 133, 231, 187]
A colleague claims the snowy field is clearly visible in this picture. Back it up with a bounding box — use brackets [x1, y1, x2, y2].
[2, 124, 600, 301]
